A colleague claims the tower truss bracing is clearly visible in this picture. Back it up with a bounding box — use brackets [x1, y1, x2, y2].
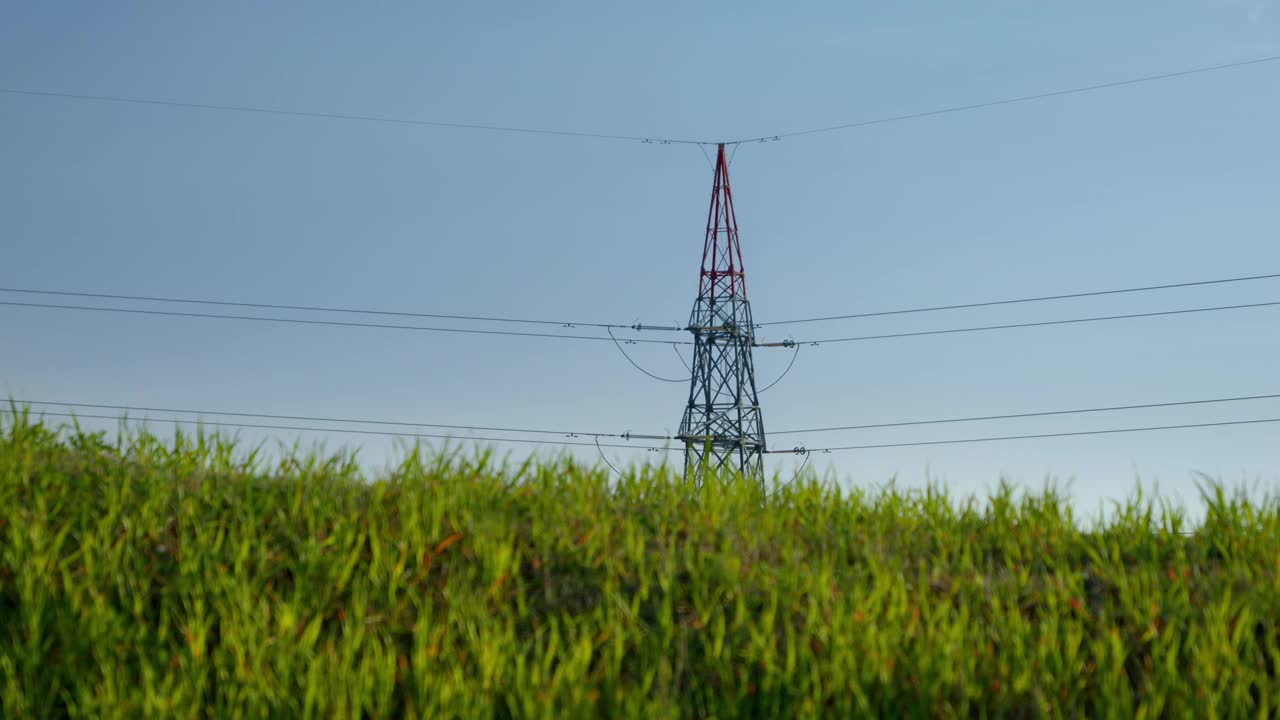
[678, 143, 766, 485]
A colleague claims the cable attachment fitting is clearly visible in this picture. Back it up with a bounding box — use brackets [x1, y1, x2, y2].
[754, 337, 797, 348]
[622, 431, 673, 442]
[631, 322, 684, 332]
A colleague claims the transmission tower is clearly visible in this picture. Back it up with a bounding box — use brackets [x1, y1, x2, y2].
[678, 143, 767, 485]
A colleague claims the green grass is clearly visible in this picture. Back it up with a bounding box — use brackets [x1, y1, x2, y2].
[2, 407, 1279, 718]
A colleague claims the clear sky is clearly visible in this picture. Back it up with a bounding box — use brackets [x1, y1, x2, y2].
[3, 1, 1278, 521]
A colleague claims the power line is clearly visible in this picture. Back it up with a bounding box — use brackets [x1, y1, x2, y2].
[12, 410, 676, 451]
[758, 344, 801, 393]
[769, 451, 812, 498]
[771, 392, 1280, 435]
[757, 271, 1280, 327]
[4, 54, 1277, 147]
[12, 399, 668, 440]
[778, 417, 1280, 454]
[733, 54, 1280, 143]
[607, 329, 688, 383]
[672, 344, 693, 373]
[0, 87, 712, 145]
[594, 436, 627, 479]
[0, 286, 680, 332]
[791, 300, 1280, 345]
[17, 407, 1277, 458]
[0, 300, 694, 345]
[6, 269, 1272, 336]
[24, 392, 1276, 444]
[7, 298, 1277, 349]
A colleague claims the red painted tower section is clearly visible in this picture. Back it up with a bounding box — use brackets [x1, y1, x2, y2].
[698, 144, 748, 300]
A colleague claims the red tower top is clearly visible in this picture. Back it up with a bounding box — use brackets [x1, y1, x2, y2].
[698, 143, 747, 300]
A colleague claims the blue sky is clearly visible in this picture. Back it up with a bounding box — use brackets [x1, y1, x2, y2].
[2, 1, 1278, 520]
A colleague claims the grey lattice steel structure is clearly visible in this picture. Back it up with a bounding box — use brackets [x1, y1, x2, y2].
[677, 143, 766, 485]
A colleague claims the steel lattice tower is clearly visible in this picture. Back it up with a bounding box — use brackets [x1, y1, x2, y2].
[678, 143, 766, 485]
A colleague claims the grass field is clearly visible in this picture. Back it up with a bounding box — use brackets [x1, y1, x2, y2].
[2, 407, 1279, 718]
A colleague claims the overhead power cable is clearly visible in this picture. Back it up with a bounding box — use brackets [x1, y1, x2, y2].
[769, 451, 812, 498]
[733, 54, 1280, 143]
[790, 300, 1280, 346]
[0, 300, 694, 345]
[7, 295, 1269, 345]
[775, 417, 1280, 454]
[14, 410, 676, 451]
[19, 409, 1274, 458]
[0, 286, 676, 332]
[672, 344, 693, 373]
[5, 269, 1272, 336]
[0, 87, 712, 145]
[771, 392, 1280, 435]
[758, 344, 801, 393]
[12, 399, 670, 440]
[757, 271, 1280, 327]
[4, 54, 1277, 146]
[594, 436, 628, 479]
[607, 329, 689, 383]
[5, 267, 1273, 343]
